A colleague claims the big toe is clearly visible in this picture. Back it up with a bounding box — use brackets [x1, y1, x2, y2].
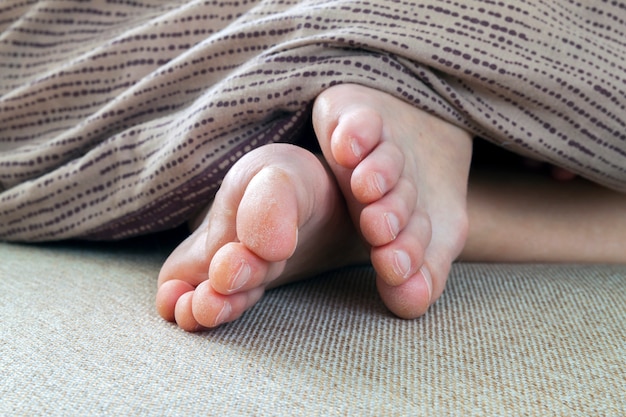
[313, 86, 384, 169]
[236, 165, 300, 262]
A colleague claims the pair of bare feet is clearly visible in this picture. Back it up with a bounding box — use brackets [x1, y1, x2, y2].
[156, 84, 473, 331]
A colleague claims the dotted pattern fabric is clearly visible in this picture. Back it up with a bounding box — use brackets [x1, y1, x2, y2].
[1, 0, 625, 240]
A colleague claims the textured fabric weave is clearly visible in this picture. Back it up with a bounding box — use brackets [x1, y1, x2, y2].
[1, 1, 626, 241]
[1, 240, 624, 415]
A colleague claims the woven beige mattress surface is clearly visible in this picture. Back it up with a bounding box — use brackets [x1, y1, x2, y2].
[1, 238, 624, 416]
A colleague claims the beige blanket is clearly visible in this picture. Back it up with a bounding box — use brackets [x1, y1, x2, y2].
[1, 0, 625, 241]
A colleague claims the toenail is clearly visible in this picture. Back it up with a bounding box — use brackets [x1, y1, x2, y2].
[350, 137, 363, 160]
[420, 266, 433, 303]
[384, 212, 399, 240]
[372, 173, 386, 196]
[230, 260, 251, 292]
[393, 250, 411, 279]
[214, 301, 232, 327]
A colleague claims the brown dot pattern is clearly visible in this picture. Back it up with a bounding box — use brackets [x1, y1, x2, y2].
[1, 0, 625, 241]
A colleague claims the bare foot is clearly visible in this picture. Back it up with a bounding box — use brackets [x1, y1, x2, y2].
[312, 84, 473, 319]
[156, 143, 366, 331]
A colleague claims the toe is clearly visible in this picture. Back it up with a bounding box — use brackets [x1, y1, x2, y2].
[370, 209, 432, 287]
[360, 176, 417, 246]
[376, 264, 434, 319]
[174, 291, 205, 332]
[376, 225, 463, 319]
[209, 241, 286, 295]
[156, 279, 196, 323]
[191, 281, 265, 328]
[330, 108, 383, 168]
[314, 86, 384, 169]
[236, 166, 300, 262]
[351, 141, 404, 204]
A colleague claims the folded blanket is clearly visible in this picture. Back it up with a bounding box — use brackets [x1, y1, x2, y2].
[1, 0, 625, 241]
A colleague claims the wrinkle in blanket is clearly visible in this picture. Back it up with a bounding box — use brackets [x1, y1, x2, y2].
[1, 0, 625, 241]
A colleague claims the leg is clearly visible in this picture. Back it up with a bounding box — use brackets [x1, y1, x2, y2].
[156, 143, 367, 331]
[461, 168, 626, 263]
[312, 84, 473, 319]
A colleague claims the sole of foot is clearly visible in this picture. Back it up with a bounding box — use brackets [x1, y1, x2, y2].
[312, 83, 473, 318]
[156, 143, 367, 331]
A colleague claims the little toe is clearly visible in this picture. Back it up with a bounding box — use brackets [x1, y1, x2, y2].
[376, 230, 459, 319]
[156, 279, 196, 323]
